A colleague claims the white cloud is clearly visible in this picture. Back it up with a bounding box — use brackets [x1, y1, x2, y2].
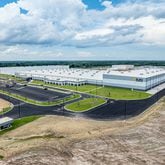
[0, 45, 64, 60]
[74, 28, 114, 41]
[0, 0, 165, 49]
[77, 51, 93, 58]
[102, 1, 112, 8]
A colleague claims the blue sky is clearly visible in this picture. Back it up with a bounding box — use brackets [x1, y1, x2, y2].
[0, 0, 17, 7]
[83, 0, 125, 9]
[1, 0, 113, 7]
[0, 0, 165, 61]
[0, 0, 127, 8]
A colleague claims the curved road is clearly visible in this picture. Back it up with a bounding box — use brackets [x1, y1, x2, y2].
[0, 86, 164, 120]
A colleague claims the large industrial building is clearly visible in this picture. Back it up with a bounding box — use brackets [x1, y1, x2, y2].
[15, 65, 165, 91]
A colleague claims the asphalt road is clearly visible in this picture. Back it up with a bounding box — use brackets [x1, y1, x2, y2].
[0, 86, 164, 120]
[0, 93, 76, 119]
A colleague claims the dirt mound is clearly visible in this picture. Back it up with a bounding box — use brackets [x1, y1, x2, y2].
[0, 98, 165, 165]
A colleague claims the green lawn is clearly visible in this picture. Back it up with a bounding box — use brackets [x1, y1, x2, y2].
[65, 98, 106, 112]
[0, 73, 25, 83]
[31, 80, 151, 100]
[0, 116, 41, 136]
[88, 86, 151, 100]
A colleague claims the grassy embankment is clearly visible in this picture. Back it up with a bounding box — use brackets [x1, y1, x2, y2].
[0, 107, 13, 115]
[65, 98, 106, 112]
[31, 80, 151, 100]
[0, 89, 81, 106]
[0, 116, 41, 136]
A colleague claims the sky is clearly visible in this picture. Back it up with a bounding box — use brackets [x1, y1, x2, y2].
[0, 0, 165, 61]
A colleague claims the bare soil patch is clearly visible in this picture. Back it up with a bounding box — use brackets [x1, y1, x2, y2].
[0, 98, 11, 113]
[0, 98, 164, 165]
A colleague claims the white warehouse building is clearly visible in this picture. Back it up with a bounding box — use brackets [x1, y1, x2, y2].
[103, 68, 165, 90]
[15, 65, 165, 91]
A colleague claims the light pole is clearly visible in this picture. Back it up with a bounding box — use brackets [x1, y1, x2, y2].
[124, 100, 127, 121]
[18, 100, 21, 118]
[76, 79, 79, 92]
[63, 98, 65, 115]
[76, 81, 78, 92]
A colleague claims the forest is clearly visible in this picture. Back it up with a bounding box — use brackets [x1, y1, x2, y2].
[0, 61, 164, 68]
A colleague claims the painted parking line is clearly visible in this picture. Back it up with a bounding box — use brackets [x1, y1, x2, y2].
[14, 103, 27, 107]
[53, 108, 63, 112]
[12, 86, 26, 90]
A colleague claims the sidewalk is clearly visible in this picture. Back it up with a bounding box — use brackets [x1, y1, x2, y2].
[146, 83, 165, 95]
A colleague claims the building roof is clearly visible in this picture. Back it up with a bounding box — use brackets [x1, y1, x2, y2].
[17, 67, 165, 81]
[105, 68, 165, 78]
[0, 117, 13, 125]
[18, 68, 105, 81]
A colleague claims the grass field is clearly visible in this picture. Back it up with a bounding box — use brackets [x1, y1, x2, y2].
[65, 98, 106, 112]
[88, 86, 151, 100]
[0, 73, 25, 83]
[31, 80, 151, 100]
[0, 116, 41, 136]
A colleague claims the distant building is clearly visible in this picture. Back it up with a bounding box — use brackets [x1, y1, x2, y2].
[0, 117, 13, 130]
[111, 65, 134, 71]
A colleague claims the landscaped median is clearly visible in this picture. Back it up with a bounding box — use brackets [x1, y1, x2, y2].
[65, 98, 106, 112]
[0, 89, 81, 106]
[0, 106, 13, 115]
[0, 98, 14, 115]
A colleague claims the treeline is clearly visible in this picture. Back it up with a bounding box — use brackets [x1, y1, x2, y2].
[0, 61, 165, 68]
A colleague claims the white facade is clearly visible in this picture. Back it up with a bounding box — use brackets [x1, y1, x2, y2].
[15, 66, 165, 90]
[103, 68, 165, 90]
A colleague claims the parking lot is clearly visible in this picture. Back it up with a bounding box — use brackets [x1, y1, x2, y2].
[0, 85, 71, 101]
[0, 84, 164, 120]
